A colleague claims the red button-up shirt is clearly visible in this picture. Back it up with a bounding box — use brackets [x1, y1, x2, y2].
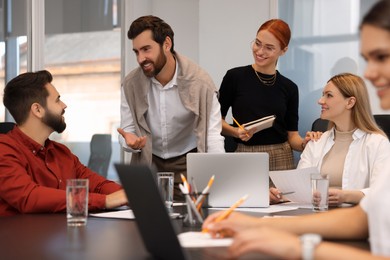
[0, 126, 122, 216]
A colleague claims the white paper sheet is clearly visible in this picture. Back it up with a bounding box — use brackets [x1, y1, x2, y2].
[269, 167, 319, 204]
[89, 209, 181, 219]
[90, 209, 135, 219]
[178, 232, 233, 248]
[211, 204, 298, 213]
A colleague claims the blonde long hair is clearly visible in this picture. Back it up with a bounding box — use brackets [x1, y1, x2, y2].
[327, 73, 387, 137]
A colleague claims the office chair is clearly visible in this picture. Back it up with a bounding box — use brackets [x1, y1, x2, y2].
[87, 134, 112, 178]
[0, 122, 16, 134]
[374, 114, 390, 139]
[311, 118, 329, 132]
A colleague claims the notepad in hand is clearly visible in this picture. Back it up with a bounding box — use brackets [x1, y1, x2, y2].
[242, 115, 276, 134]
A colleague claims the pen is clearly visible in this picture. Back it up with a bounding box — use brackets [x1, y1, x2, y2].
[232, 117, 250, 138]
[202, 194, 249, 233]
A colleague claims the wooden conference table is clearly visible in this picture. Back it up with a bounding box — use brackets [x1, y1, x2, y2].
[0, 207, 370, 259]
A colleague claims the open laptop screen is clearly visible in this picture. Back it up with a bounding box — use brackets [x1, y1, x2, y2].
[186, 153, 269, 208]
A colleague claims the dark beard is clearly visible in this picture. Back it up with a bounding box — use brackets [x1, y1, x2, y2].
[42, 109, 66, 133]
[141, 46, 167, 77]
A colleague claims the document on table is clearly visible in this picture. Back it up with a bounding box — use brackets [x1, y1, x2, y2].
[211, 204, 298, 213]
[89, 209, 181, 219]
[90, 209, 135, 219]
[178, 232, 233, 248]
[269, 167, 319, 205]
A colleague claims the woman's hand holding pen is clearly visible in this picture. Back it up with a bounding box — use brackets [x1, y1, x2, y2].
[232, 117, 255, 142]
[269, 188, 295, 204]
[269, 187, 282, 204]
[202, 211, 260, 238]
[237, 127, 256, 142]
[204, 210, 303, 259]
[117, 128, 147, 150]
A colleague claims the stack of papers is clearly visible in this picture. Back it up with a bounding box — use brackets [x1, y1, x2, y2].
[211, 205, 298, 213]
[242, 115, 276, 134]
[178, 232, 233, 248]
[89, 210, 181, 219]
[269, 167, 319, 207]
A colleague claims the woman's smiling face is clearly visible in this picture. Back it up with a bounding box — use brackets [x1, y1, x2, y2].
[361, 24, 390, 110]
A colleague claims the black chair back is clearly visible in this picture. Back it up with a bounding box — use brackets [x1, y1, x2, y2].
[311, 118, 329, 132]
[87, 134, 112, 178]
[374, 114, 390, 139]
[0, 122, 16, 134]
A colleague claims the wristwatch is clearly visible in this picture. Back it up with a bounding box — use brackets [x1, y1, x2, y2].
[300, 234, 322, 260]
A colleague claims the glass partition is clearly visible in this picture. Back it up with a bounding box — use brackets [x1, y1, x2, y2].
[278, 0, 379, 135]
[1, 0, 28, 122]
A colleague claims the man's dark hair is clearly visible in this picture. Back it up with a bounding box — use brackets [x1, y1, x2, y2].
[3, 70, 53, 125]
[128, 15, 175, 54]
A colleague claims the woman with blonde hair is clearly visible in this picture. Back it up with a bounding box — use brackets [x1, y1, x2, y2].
[298, 72, 389, 206]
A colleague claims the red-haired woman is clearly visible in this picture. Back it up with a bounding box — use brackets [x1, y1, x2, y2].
[219, 19, 318, 203]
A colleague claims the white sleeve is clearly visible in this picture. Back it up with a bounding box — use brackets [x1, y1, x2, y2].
[206, 92, 225, 153]
[297, 141, 315, 169]
[361, 136, 390, 195]
[119, 87, 139, 153]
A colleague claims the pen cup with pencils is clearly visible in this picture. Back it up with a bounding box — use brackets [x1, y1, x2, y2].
[181, 190, 209, 228]
[180, 174, 214, 229]
[191, 192, 209, 208]
[183, 192, 209, 228]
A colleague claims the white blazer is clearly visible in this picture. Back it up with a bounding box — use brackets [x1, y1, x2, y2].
[297, 127, 390, 195]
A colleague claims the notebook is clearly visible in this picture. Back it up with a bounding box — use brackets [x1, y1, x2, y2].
[115, 164, 229, 260]
[186, 153, 269, 208]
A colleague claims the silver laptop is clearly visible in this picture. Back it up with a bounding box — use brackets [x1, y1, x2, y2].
[186, 153, 269, 208]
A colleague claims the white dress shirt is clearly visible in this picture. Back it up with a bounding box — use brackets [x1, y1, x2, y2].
[360, 158, 390, 255]
[119, 63, 224, 158]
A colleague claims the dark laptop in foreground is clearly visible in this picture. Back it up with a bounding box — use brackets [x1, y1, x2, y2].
[115, 164, 223, 260]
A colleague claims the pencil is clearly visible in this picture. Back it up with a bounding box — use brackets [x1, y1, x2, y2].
[180, 174, 191, 193]
[280, 191, 295, 196]
[232, 117, 250, 138]
[195, 175, 215, 211]
[202, 194, 249, 233]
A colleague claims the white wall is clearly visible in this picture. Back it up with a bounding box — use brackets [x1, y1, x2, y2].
[124, 0, 274, 126]
[198, 0, 273, 88]
[124, 0, 273, 85]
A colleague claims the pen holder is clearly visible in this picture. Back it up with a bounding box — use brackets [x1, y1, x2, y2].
[183, 213, 203, 228]
[191, 192, 209, 208]
[182, 194, 205, 229]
